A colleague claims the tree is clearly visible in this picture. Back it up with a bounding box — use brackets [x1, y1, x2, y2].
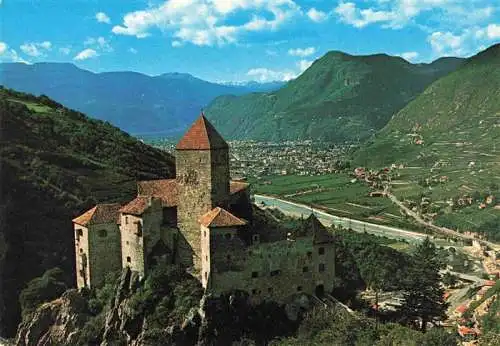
[19, 267, 68, 318]
[400, 238, 448, 332]
[441, 272, 458, 288]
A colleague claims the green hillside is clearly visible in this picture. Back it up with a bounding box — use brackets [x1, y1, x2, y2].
[205, 52, 463, 142]
[0, 87, 174, 336]
[354, 44, 500, 240]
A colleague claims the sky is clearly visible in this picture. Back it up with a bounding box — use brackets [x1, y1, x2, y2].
[1, 0, 500, 82]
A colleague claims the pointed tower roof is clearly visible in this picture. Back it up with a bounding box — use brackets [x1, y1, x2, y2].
[176, 113, 228, 150]
[296, 213, 335, 244]
[199, 207, 247, 228]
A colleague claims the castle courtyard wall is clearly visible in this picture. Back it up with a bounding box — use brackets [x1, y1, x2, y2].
[208, 237, 335, 303]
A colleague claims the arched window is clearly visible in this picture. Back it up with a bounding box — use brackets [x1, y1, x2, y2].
[126, 256, 131, 263]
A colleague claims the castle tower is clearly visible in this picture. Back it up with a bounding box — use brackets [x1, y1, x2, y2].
[72, 204, 122, 289]
[175, 114, 230, 273]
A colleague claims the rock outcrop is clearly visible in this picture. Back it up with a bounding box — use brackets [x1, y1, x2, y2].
[15, 290, 90, 346]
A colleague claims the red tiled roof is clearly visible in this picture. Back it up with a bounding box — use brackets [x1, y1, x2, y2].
[199, 207, 247, 228]
[456, 305, 468, 314]
[230, 181, 249, 194]
[176, 114, 228, 150]
[484, 280, 496, 286]
[73, 203, 121, 226]
[136, 179, 247, 208]
[458, 326, 477, 336]
[119, 197, 149, 216]
[137, 179, 178, 207]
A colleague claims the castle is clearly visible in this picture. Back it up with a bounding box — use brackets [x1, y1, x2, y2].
[73, 114, 336, 303]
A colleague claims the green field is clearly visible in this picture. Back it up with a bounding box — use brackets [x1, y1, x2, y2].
[250, 173, 424, 231]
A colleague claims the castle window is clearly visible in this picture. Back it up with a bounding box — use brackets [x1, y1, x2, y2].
[251, 289, 257, 295]
[135, 222, 142, 237]
[270, 270, 281, 277]
[126, 256, 131, 263]
[205, 272, 208, 280]
[98, 229, 107, 238]
[125, 216, 128, 224]
[302, 266, 309, 273]
[252, 234, 260, 244]
[307, 251, 312, 259]
[226, 254, 231, 261]
[79, 248, 83, 253]
[77, 229, 83, 237]
[318, 263, 325, 272]
[252, 271, 258, 278]
[205, 255, 208, 261]
[268, 287, 273, 293]
[225, 233, 232, 240]
[204, 230, 207, 237]
[297, 286, 303, 292]
[318, 247, 325, 255]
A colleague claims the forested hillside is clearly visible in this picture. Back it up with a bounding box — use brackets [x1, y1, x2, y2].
[0, 88, 175, 336]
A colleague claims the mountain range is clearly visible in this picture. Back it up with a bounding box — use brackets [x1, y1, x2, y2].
[0, 63, 283, 136]
[204, 53, 464, 143]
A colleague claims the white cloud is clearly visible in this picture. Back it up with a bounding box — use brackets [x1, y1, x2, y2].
[307, 8, 328, 23]
[428, 31, 465, 56]
[84, 36, 113, 52]
[400, 51, 419, 61]
[334, 1, 495, 30]
[486, 24, 500, 39]
[298, 59, 313, 72]
[335, 2, 396, 28]
[0, 42, 7, 55]
[0, 43, 30, 64]
[19, 41, 52, 57]
[96, 12, 111, 24]
[112, 0, 301, 46]
[73, 48, 98, 61]
[247, 67, 296, 82]
[128, 47, 138, 54]
[172, 40, 183, 47]
[59, 47, 71, 55]
[288, 47, 316, 57]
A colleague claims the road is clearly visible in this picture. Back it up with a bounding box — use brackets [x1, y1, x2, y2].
[254, 194, 427, 244]
[386, 192, 500, 251]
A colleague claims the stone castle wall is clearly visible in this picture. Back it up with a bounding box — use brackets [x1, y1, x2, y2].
[120, 199, 162, 277]
[87, 222, 122, 288]
[207, 237, 335, 303]
[74, 225, 90, 289]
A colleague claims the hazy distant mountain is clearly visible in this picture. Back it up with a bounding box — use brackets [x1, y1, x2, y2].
[221, 80, 286, 92]
[0, 63, 280, 136]
[204, 52, 464, 143]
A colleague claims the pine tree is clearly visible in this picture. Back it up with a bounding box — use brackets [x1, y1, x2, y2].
[400, 237, 448, 331]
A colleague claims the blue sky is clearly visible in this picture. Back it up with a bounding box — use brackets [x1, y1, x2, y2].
[1, 0, 499, 82]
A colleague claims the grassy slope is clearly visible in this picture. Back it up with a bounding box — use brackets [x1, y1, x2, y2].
[354, 44, 500, 239]
[0, 87, 175, 336]
[205, 52, 462, 142]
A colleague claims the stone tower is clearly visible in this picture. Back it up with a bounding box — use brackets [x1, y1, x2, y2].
[175, 114, 230, 273]
[72, 204, 122, 289]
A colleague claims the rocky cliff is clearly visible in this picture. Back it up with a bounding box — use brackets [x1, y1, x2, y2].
[13, 264, 309, 345]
